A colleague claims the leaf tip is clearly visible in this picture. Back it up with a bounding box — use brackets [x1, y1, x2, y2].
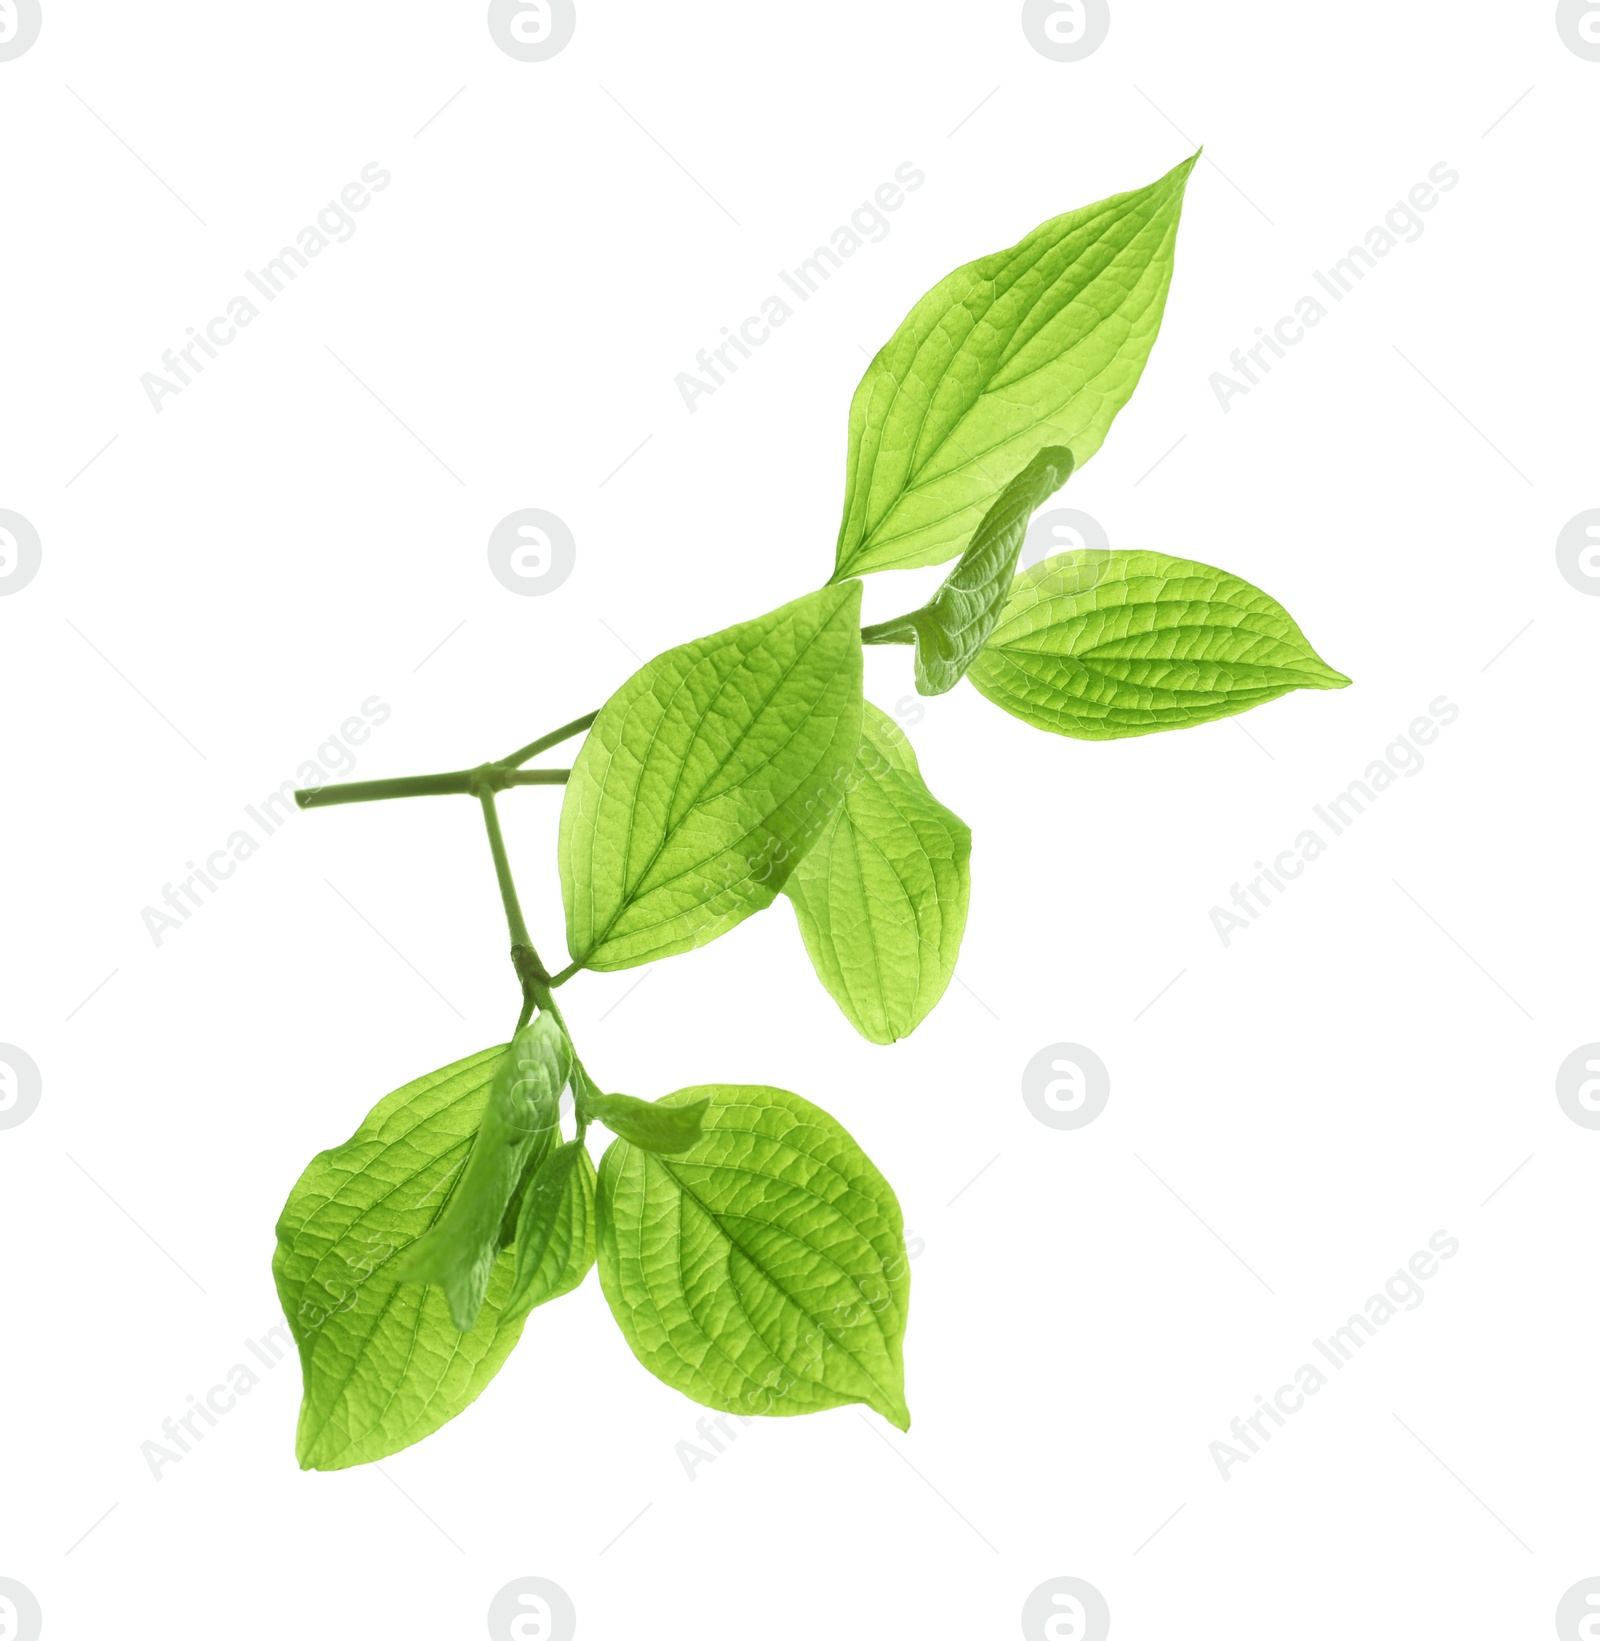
[675, 1097, 712, 1151]
[1169, 149, 1202, 189]
[1305, 659, 1353, 691]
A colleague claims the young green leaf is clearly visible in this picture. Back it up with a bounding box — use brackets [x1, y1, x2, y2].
[596, 1085, 911, 1429]
[862, 446, 1074, 695]
[585, 1090, 709, 1154]
[833, 154, 1197, 579]
[507, 1139, 597, 1312]
[273, 1046, 540, 1471]
[390, 1014, 568, 1331]
[783, 704, 970, 1044]
[559, 584, 865, 972]
[968, 550, 1351, 740]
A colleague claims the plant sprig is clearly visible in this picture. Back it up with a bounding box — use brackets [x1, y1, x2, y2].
[271, 152, 1349, 1470]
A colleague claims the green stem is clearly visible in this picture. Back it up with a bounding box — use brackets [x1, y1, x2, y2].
[477, 786, 552, 1037]
[301, 717, 603, 1094]
[296, 766, 571, 809]
[295, 707, 598, 811]
[475, 796, 598, 1115]
[478, 789, 533, 952]
[297, 769, 481, 808]
[500, 710, 600, 769]
[502, 770, 571, 787]
[475, 784, 580, 1063]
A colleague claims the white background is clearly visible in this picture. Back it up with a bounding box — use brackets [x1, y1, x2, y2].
[2, 3, 1597, 1637]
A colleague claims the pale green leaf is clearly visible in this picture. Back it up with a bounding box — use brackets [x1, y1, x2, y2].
[969, 550, 1351, 740]
[833, 154, 1197, 578]
[559, 584, 865, 971]
[507, 1139, 597, 1312]
[585, 1090, 709, 1154]
[391, 1014, 567, 1331]
[863, 446, 1074, 694]
[273, 1046, 540, 1471]
[596, 1085, 911, 1429]
[783, 705, 970, 1044]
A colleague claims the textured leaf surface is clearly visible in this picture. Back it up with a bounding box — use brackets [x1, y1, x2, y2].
[560, 585, 865, 971]
[391, 1015, 567, 1331]
[784, 705, 970, 1044]
[863, 446, 1074, 695]
[585, 1090, 709, 1154]
[597, 1086, 911, 1428]
[833, 154, 1196, 578]
[507, 1139, 597, 1312]
[273, 1046, 538, 1471]
[969, 550, 1350, 740]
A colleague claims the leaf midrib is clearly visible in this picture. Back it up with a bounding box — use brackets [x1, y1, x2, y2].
[649, 1150, 906, 1407]
[581, 595, 853, 960]
[850, 188, 1183, 562]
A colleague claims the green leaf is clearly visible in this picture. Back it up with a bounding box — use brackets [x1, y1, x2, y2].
[833, 154, 1197, 579]
[507, 1139, 597, 1312]
[596, 1085, 911, 1429]
[783, 704, 971, 1043]
[968, 550, 1351, 740]
[559, 584, 865, 972]
[863, 446, 1074, 695]
[585, 1090, 710, 1154]
[390, 1014, 568, 1331]
[272, 1046, 541, 1471]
